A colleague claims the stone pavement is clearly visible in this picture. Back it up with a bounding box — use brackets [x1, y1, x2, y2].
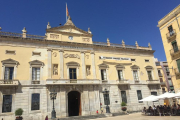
[89, 113, 180, 120]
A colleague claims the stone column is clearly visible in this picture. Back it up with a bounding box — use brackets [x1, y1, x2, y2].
[91, 51, 96, 79]
[47, 49, 52, 79]
[59, 49, 64, 79]
[81, 51, 86, 79]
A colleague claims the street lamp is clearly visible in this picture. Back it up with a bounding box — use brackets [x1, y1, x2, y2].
[102, 88, 110, 113]
[50, 90, 57, 119]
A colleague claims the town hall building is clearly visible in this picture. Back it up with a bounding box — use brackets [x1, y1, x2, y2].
[0, 16, 161, 120]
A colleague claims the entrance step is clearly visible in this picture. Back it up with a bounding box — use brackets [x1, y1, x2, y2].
[51, 114, 106, 120]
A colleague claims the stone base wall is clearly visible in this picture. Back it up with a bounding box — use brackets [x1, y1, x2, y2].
[0, 83, 162, 120]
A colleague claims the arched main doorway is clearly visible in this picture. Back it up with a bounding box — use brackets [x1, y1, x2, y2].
[68, 91, 81, 116]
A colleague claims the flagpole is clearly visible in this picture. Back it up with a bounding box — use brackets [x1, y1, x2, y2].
[66, 3, 67, 22]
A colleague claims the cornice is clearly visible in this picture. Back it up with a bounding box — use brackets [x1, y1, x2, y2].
[0, 36, 154, 55]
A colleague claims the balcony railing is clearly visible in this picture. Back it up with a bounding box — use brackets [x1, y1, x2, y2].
[117, 79, 129, 84]
[146, 80, 160, 84]
[160, 81, 166, 86]
[158, 73, 163, 77]
[174, 68, 180, 79]
[166, 29, 176, 43]
[170, 46, 180, 60]
[0, 80, 19, 86]
[46, 79, 101, 85]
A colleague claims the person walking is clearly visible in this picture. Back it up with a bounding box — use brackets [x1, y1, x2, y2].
[45, 115, 48, 120]
[96, 110, 99, 114]
[101, 107, 103, 114]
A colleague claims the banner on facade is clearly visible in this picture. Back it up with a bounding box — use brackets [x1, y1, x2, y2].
[99, 56, 130, 61]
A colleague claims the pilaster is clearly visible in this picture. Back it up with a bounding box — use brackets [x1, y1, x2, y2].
[81, 51, 86, 79]
[59, 49, 64, 79]
[47, 49, 52, 79]
[91, 51, 96, 79]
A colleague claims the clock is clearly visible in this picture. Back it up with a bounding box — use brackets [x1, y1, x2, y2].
[69, 36, 73, 40]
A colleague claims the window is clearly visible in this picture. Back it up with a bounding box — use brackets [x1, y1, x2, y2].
[4, 67, 14, 80]
[167, 73, 170, 76]
[172, 41, 178, 53]
[32, 67, 40, 80]
[101, 69, 107, 80]
[31, 94, 40, 110]
[145, 59, 149, 62]
[164, 67, 169, 72]
[151, 92, 157, 96]
[117, 70, 124, 80]
[103, 92, 110, 105]
[69, 68, 77, 79]
[131, 59, 135, 62]
[2, 95, 12, 113]
[168, 25, 174, 36]
[156, 62, 160, 66]
[121, 91, 127, 103]
[6, 50, 15, 55]
[133, 70, 139, 81]
[160, 78, 163, 82]
[176, 59, 180, 72]
[137, 90, 143, 103]
[147, 71, 153, 80]
[32, 52, 41, 56]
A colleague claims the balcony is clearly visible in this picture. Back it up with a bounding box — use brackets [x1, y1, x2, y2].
[46, 79, 101, 85]
[160, 81, 166, 86]
[174, 68, 180, 79]
[158, 73, 163, 77]
[166, 30, 176, 43]
[117, 79, 129, 85]
[170, 47, 180, 60]
[0, 80, 19, 86]
[146, 80, 160, 85]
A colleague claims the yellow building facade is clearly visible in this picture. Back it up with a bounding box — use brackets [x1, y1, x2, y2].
[0, 16, 161, 120]
[158, 5, 180, 93]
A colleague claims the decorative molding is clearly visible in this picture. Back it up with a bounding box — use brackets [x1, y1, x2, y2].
[5, 50, 16, 55]
[29, 60, 44, 67]
[59, 49, 64, 52]
[98, 63, 109, 69]
[115, 64, 125, 69]
[64, 53, 80, 59]
[1, 58, 19, 66]
[131, 65, 139, 69]
[82, 38, 90, 42]
[50, 34, 59, 39]
[53, 52, 57, 57]
[47, 49, 52, 52]
[66, 62, 80, 67]
[145, 65, 153, 70]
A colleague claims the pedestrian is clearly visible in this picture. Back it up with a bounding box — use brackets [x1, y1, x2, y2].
[96, 110, 98, 114]
[101, 107, 103, 114]
[45, 115, 48, 120]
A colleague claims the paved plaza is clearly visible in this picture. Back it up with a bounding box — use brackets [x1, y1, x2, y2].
[89, 113, 180, 120]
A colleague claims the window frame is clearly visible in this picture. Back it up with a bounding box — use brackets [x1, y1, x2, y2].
[98, 63, 109, 81]
[2, 95, 12, 113]
[31, 93, 40, 111]
[137, 90, 143, 103]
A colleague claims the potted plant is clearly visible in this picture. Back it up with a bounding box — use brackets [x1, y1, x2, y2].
[15, 108, 23, 120]
[121, 102, 127, 112]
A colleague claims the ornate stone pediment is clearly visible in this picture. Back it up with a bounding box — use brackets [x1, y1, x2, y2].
[131, 65, 139, 69]
[115, 64, 125, 69]
[66, 62, 80, 67]
[145, 65, 153, 70]
[64, 53, 80, 59]
[46, 16, 92, 37]
[29, 60, 44, 66]
[98, 63, 109, 69]
[1, 58, 19, 66]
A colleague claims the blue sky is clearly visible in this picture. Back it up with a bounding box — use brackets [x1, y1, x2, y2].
[0, 0, 180, 61]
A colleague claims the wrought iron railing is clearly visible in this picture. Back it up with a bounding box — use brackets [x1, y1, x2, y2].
[26, 34, 45, 40]
[166, 29, 176, 39]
